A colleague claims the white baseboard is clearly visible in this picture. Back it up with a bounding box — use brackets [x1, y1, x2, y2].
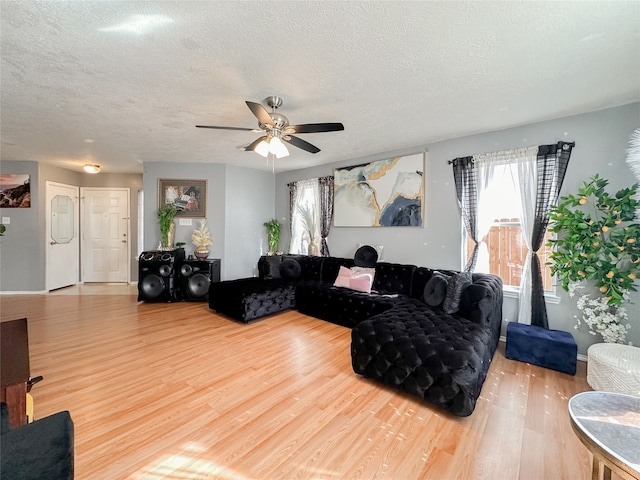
[499, 335, 587, 362]
[0, 290, 47, 295]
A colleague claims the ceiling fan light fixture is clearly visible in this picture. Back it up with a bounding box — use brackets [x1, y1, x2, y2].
[269, 136, 289, 158]
[83, 164, 101, 174]
[255, 139, 270, 157]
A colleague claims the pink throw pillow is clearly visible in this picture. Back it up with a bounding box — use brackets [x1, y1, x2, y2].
[333, 266, 353, 288]
[350, 273, 373, 293]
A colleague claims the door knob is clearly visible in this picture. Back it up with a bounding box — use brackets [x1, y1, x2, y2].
[121, 240, 127, 243]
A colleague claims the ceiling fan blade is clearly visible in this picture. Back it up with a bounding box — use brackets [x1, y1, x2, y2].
[244, 136, 268, 152]
[196, 125, 255, 131]
[284, 135, 321, 154]
[246, 101, 274, 126]
[288, 123, 344, 134]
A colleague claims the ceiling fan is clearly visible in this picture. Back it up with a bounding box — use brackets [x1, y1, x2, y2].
[196, 96, 344, 158]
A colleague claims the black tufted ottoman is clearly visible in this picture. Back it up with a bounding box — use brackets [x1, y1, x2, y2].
[351, 299, 497, 416]
[209, 278, 297, 323]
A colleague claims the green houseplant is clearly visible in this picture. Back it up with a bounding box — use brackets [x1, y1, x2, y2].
[263, 219, 282, 255]
[157, 205, 178, 249]
[547, 174, 640, 343]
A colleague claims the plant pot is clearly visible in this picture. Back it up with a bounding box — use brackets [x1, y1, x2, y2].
[194, 246, 209, 260]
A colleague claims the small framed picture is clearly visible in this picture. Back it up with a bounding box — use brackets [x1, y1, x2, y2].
[158, 178, 207, 218]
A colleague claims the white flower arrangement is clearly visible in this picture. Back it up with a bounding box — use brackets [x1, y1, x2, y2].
[568, 283, 632, 344]
[191, 219, 213, 248]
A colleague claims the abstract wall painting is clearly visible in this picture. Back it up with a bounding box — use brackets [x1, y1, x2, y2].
[334, 153, 424, 227]
[0, 174, 31, 208]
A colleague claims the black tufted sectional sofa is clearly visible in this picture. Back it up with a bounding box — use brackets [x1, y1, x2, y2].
[209, 254, 503, 416]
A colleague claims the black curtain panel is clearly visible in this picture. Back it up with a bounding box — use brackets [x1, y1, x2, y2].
[529, 141, 574, 328]
[451, 156, 478, 271]
[287, 181, 298, 253]
[318, 176, 334, 257]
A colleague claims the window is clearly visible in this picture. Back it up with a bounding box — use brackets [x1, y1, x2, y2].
[290, 179, 320, 255]
[463, 163, 554, 292]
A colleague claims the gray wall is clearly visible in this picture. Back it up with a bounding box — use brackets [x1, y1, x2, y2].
[275, 103, 640, 354]
[0, 161, 45, 291]
[224, 164, 275, 279]
[142, 162, 274, 280]
[0, 160, 142, 291]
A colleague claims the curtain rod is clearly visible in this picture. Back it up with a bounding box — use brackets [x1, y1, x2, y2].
[446, 141, 576, 164]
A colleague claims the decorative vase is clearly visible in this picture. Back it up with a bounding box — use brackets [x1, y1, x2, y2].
[308, 239, 319, 256]
[194, 245, 209, 260]
[162, 222, 176, 250]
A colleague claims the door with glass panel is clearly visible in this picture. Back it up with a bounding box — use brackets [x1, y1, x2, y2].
[46, 182, 79, 290]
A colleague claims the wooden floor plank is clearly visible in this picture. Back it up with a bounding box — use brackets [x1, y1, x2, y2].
[0, 292, 593, 479]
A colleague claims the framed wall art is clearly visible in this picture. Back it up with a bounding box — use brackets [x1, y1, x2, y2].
[158, 178, 207, 218]
[333, 153, 424, 227]
[0, 174, 31, 208]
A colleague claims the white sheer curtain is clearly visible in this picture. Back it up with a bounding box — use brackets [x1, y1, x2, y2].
[289, 178, 320, 254]
[472, 151, 515, 273]
[511, 147, 539, 325]
[473, 146, 539, 325]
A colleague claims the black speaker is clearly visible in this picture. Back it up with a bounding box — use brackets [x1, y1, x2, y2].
[137, 249, 185, 302]
[176, 259, 220, 302]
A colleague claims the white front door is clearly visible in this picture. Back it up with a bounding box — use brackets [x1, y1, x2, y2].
[46, 182, 80, 291]
[81, 188, 130, 283]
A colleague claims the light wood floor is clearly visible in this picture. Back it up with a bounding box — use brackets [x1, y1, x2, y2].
[1, 290, 596, 480]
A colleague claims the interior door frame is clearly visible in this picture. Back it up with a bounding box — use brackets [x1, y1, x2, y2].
[80, 187, 131, 284]
[45, 181, 80, 291]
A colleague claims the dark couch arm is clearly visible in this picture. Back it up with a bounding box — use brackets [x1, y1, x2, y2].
[459, 274, 503, 327]
[1, 403, 74, 480]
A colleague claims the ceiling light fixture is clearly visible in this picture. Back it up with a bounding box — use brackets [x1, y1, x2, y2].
[83, 164, 101, 174]
[254, 136, 290, 159]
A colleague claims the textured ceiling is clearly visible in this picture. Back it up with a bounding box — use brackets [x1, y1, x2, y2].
[1, 1, 639, 174]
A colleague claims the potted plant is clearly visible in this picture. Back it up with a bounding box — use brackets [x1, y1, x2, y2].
[263, 218, 282, 255]
[191, 219, 213, 259]
[547, 174, 640, 343]
[157, 205, 178, 250]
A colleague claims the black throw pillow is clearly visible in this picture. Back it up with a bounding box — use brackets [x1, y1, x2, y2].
[354, 245, 378, 267]
[443, 272, 473, 314]
[279, 258, 302, 280]
[423, 272, 448, 307]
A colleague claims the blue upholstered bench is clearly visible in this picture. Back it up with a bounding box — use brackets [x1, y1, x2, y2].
[505, 322, 577, 375]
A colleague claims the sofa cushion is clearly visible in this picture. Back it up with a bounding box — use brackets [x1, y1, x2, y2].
[443, 272, 473, 314]
[296, 255, 324, 280]
[258, 255, 283, 280]
[354, 245, 378, 267]
[1, 403, 74, 480]
[280, 258, 302, 280]
[295, 281, 395, 328]
[423, 272, 448, 307]
[372, 262, 416, 296]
